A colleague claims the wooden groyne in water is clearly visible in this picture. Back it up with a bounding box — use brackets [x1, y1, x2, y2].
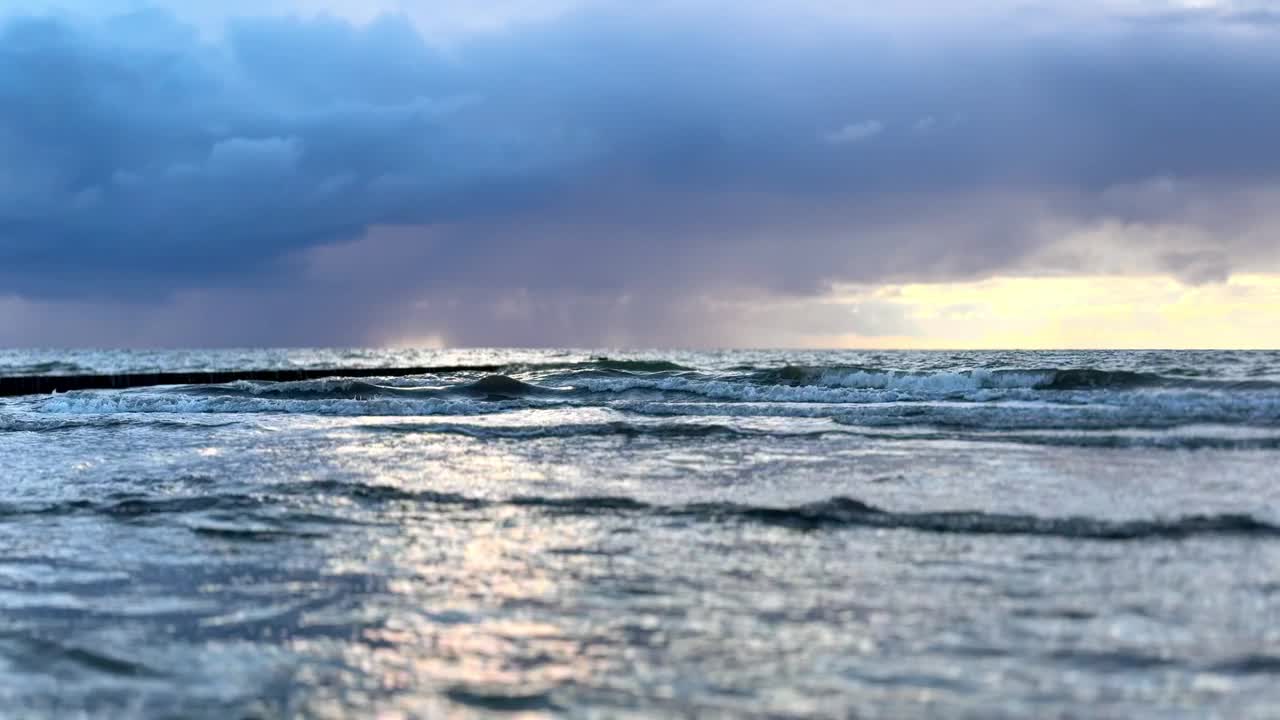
[0, 365, 505, 398]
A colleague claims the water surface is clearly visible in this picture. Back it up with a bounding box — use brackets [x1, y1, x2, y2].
[2, 349, 1279, 717]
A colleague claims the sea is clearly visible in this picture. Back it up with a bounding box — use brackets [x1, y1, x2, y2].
[1, 348, 1279, 718]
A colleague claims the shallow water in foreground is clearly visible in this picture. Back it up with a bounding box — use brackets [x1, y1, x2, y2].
[2, 349, 1279, 718]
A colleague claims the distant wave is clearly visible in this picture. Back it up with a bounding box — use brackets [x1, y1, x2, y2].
[1041, 368, 1280, 391]
[181, 378, 426, 399]
[559, 374, 914, 403]
[751, 365, 1280, 393]
[16, 357, 1280, 432]
[0, 416, 241, 433]
[0, 360, 92, 376]
[751, 365, 1057, 392]
[9, 361, 1279, 402]
[7, 484, 1277, 541]
[6, 353, 1279, 395]
[555, 367, 1280, 405]
[566, 358, 691, 373]
[23, 384, 1280, 431]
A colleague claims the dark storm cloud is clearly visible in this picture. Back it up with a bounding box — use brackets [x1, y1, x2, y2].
[0, 9, 576, 298]
[2, 3, 1280, 344]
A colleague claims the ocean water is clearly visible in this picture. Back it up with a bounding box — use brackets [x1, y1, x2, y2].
[2, 348, 1279, 718]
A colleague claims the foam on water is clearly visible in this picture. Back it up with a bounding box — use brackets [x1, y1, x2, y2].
[30, 390, 525, 416]
[16, 360, 1280, 431]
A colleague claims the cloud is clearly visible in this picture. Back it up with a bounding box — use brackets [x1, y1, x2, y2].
[2, 2, 1280, 345]
[1125, 5, 1280, 30]
[822, 121, 884, 145]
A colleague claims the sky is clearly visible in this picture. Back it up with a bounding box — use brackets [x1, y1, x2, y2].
[2, 0, 1279, 348]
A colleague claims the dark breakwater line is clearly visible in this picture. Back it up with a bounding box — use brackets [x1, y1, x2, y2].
[0, 365, 505, 398]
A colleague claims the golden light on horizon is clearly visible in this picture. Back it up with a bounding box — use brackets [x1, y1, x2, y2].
[826, 273, 1280, 350]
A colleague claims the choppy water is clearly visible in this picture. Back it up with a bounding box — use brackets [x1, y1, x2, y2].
[2, 349, 1279, 718]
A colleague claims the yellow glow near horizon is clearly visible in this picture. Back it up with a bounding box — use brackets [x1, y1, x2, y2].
[825, 273, 1280, 349]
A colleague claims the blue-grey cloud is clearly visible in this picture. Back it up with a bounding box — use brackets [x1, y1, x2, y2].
[2, 3, 1280, 344]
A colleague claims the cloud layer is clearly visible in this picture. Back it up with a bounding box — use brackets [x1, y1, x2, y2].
[2, 1, 1279, 345]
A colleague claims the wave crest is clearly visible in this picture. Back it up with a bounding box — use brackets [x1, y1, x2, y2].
[30, 391, 523, 417]
[11, 484, 1277, 542]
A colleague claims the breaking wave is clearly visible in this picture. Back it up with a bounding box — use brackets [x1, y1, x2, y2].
[29, 390, 527, 417]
